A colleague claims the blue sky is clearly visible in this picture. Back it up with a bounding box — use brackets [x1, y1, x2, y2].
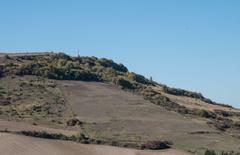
[0, 0, 239, 107]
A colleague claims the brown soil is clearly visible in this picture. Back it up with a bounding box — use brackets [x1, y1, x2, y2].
[0, 132, 190, 155]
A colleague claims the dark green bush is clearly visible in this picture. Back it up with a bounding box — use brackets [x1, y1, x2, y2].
[4, 54, 11, 59]
[221, 151, 240, 155]
[213, 118, 233, 131]
[16, 61, 100, 81]
[16, 63, 36, 75]
[205, 150, 217, 155]
[21, 131, 69, 140]
[193, 109, 216, 118]
[98, 58, 128, 72]
[53, 52, 72, 60]
[66, 118, 83, 126]
[70, 132, 104, 144]
[204, 150, 240, 155]
[0, 67, 4, 77]
[13, 53, 131, 83]
[20, 130, 104, 145]
[45, 67, 99, 81]
[141, 141, 170, 150]
[79, 56, 96, 66]
[214, 109, 233, 117]
[116, 78, 134, 89]
[73, 133, 91, 144]
[163, 87, 204, 99]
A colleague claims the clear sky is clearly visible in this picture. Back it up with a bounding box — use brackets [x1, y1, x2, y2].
[0, 0, 239, 107]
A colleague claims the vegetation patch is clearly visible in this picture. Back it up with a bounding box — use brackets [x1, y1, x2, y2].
[66, 117, 83, 126]
[142, 88, 190, 114]
[204, 150, 240, 155]
[192, 109, 216, 118]
[0, 66, 4, 77]
[207, 117, 233, 131]
[0, 98, 10, 106]
[116, 78, 135, 90]
[140, 141, 171, 150]
[125, 72, 152, 85]
[21, 131, 69, 140]
[162, 86, 233, 108]
[205, 150, 218, 155]
[97, 58, 128, 73]
[16, 63, 100, 81]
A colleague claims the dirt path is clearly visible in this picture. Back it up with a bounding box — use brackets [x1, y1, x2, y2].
[0, 132, 190, 155]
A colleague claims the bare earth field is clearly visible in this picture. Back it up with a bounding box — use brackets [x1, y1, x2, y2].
[0, 132, 189, 155]
[58, 80, 240, 154]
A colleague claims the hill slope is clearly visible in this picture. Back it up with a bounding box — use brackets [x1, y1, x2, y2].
[0, 52, 240, 155]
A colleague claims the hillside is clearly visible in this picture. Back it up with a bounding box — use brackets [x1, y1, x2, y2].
[0, 52, 240, 155]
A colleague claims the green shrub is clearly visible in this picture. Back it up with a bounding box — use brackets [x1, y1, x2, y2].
[163, 87, 204, 99]
[141, 88, 190, 114]
[194, 109, 216, 118]
[21, 131, 69, 140]
[141, 141, 170, 150]
[204, 150, 240, 155]
[13, 53, 130, 83]
[16, 63, 38, 75]
[16, 61, 100, 81]
[73, 133, 90, 144]
[4, 54, 11, 59]
[0, 67, 4, 77]
[71, 132, 103, 144]
[116, 78, 134, 89]
[221, 151, 240, 155]
[57, 59, 67, 67]
[205, 150, 217, 155]
[97, 58, 128, 72]
[126, 72, 152, 85]
[53, 52, 72, 60]
[101, 68, 118, 80]
[212, 118, 233, 131]
[66, 118, 83, 126]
